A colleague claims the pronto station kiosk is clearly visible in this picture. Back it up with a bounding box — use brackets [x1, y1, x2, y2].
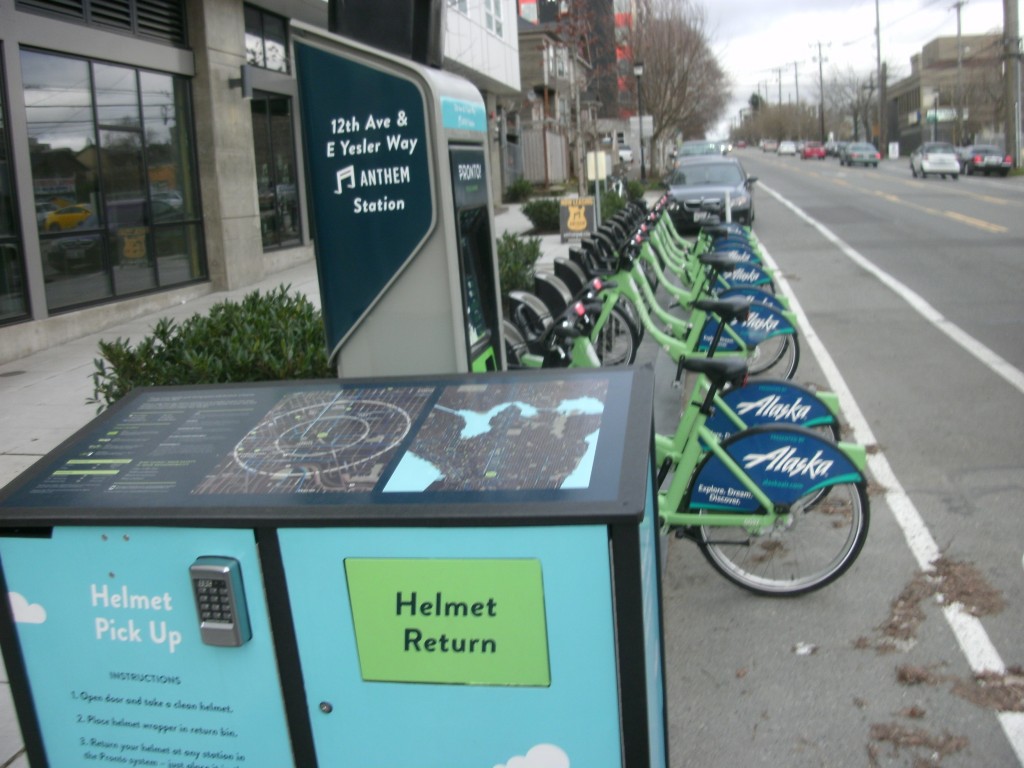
[292, 19, 505, 377]
[0, 367, 668, 767]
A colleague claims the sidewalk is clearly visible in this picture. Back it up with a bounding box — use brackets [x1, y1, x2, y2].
[0, 202, 574, 765]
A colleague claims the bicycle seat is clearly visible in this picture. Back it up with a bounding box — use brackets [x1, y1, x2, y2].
[704, 223, 748, 239]
[698, 251, 743, 273]
[693, 296, 751, 324]
[681, 356, 748, 390]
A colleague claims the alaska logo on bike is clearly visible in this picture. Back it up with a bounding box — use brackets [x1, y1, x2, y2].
[688, 429, 860, 512]
[705, 381, 833, 442]
[697, 304, 792, 350]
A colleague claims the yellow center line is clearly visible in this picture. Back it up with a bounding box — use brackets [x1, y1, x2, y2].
[943, 210, 1008, 233]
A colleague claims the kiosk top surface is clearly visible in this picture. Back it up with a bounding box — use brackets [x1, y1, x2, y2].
[0, 367, 655, 527]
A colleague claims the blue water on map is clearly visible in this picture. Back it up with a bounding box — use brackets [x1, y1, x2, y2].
[382, 397, 604, 493]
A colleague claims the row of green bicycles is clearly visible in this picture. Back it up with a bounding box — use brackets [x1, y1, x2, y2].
[503, 196, 870, 596]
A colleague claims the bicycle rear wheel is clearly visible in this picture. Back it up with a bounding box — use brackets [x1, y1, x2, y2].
[747, 332, 799, 379]
[593, 304, 639, 366]
[696, 479, 869, 596]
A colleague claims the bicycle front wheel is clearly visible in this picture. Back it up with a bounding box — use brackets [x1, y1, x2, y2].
[697, 479, 869, 596]
[593, 304, 639, 366]
[747, 331, 800, 379]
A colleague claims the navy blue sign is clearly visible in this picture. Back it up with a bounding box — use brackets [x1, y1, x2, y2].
[690, 428, 861, 512]
[294, 42, 434, 356]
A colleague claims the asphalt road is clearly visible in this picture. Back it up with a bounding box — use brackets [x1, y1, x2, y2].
[654, 151, 1024, 767]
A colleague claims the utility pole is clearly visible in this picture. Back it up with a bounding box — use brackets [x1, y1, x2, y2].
[875, 0, 885, 151]
[791, 61, 801, 137]
[952, 0, 966, 145]
[1004, 0, 1022, 168]
[812, 42, 830, 142]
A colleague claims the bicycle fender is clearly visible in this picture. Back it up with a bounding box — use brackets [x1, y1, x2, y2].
[698, 303, 795, 350]
[717, 286, 788, 312]
[717, 262, 773, 287]
[688, 425, 863, 513]
[705, 380, 837, 441]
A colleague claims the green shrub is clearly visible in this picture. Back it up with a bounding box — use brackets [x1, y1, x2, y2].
[521, 198, 560, 232]
[601, 190, 627, 221]
[627, 180, 646, 201]
[496, 230, 542, 306]
[504, 177, 534, 203]
[89, 285, 333, 411]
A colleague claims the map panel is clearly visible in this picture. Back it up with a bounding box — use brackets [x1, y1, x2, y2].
[385, 378, 607, 493]
[194, 386, 434, 495]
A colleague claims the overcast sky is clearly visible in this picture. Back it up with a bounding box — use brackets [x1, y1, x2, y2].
[703, 0, 1011, 135]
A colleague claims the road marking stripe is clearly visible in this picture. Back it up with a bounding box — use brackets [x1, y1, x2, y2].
[943, 210, 1009, 233]
[762, 183, 1024, 396]
[756, 183, 1024, 766]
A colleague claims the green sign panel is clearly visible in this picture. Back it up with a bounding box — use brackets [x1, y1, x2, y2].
[345, 558, 550, 686]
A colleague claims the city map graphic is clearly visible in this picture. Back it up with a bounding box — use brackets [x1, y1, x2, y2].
[384, 378, 607, 493]
[194, 386, 434, 495]
[191, 378, 608, 496]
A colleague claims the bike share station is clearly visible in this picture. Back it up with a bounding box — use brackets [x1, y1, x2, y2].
[0, 4, 669, 768]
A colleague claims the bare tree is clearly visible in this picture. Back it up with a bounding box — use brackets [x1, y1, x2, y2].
[827, 66, 875, 142]
[631, 0, 729, 172]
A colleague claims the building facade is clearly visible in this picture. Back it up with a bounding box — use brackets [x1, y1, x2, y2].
[887, 34, 1008, 152]
[0, 0, 519, 363]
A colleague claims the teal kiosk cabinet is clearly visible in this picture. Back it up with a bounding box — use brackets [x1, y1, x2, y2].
[292, 21, 505, 377]
[0, 367, 667, 767]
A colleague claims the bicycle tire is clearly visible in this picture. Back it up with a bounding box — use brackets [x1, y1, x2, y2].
[615, 296, 644, 344]
[593, 304, 639, 366]
[747, 331, 800, 380]
[696, 478, 869, 596]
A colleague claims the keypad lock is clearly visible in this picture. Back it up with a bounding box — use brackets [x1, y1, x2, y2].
[190, 556, 252, 647]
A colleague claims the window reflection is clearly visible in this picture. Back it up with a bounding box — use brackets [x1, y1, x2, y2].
[22, 49, 206, 313]
[252, 93, 300, 250]
[245, 5, 290, 74]
[0, 57, 29, 323]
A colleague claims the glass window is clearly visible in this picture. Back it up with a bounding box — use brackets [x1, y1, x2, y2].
[447, 0, 468, 14]
[245, 5, 290, 74]
[485, 0, 504, 37]
[0, 52, 30, 324]
[251, 92, 300, 251]
[21, 49, 205, 313]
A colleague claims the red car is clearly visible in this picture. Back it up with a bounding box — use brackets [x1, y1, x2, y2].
[801, 141, 826, 160]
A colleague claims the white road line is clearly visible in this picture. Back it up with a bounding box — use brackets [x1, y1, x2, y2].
[761, 183, 1024, 397]
[753, 184, 1024, 766]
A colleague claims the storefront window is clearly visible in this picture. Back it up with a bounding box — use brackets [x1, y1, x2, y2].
[21, 49, 205, 313]
[251, 92, 300, 251]
[245, 6, 289, 74]
[0, 52, 30, 324]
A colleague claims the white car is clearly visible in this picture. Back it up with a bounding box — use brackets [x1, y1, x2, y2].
[777, 140, 797, 156]
[910, 142, 959, 179]
[618, 145, 634, 163]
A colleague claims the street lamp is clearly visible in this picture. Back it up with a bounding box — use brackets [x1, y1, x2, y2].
[633, 60, 646, 181]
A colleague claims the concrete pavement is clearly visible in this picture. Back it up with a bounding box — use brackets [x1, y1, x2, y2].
[0, 202, 574, 766]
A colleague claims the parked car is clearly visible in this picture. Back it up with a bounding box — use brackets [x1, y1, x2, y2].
[957, 144, 1012, 176]
[910, 142, 959, 179]
[801, 141, 826, 160]
[677, 140, 722, 158]
[761, 139, 778, 153]
[663, 156, 757, 233]
[35, 202, 58, 227]
[618, 144, 634, 164]
[841, 142, 881, 168]
[42, 203, 93, 231]
[777, 140, 797, 156]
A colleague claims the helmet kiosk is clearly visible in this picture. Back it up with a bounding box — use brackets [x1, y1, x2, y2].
[0, 4, 669, 766]
[291, 10, 504, 376]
